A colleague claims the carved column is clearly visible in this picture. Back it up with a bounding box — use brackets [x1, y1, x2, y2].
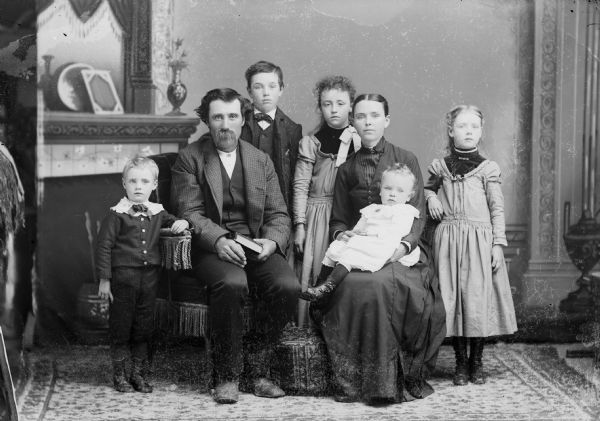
[522, 0, 585, 311]
[151, 0, 175, 115]
[127, 0, 155, 114]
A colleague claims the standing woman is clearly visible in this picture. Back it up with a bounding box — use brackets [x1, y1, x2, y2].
[317, 94, 446, 404]
[293, 76, 360, 326]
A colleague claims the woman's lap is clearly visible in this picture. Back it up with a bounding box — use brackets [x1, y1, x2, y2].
[318, 260, 445, 401]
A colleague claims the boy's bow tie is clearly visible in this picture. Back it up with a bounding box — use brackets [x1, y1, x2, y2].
[254, 113, 273, 124]
[131, 204, 148, 213]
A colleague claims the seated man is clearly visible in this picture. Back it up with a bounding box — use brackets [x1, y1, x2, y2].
[170, 88, 299, 404]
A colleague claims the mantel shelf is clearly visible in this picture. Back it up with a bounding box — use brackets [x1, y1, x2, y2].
[42, 111, 200, 144]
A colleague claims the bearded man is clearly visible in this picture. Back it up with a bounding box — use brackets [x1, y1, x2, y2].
[171, 88, 299, 404]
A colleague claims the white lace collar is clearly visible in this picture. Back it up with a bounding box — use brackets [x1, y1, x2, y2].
[110, 197, 164, 216]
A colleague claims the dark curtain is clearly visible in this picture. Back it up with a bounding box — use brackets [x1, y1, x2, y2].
[36, 0, 132, 34]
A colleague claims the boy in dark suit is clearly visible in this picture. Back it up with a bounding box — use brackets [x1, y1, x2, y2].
[242, 60, 302, 210]
[96, 157, 189, 393]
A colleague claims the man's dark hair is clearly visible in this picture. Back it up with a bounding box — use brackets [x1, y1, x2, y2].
[244, 60, 284, 89]
[194, 88, 251, 125]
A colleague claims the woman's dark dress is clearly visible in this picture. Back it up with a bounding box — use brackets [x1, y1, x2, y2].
[318, 138, 446, 402]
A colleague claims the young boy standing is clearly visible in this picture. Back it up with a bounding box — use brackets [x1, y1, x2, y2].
[242, 60, 302, 210]
[96, 156, 189, 393]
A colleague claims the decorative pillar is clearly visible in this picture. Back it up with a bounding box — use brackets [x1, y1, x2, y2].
[151, 0, 175, 115]
[127, 0, 155, 114]
[522, 0, 589, 316]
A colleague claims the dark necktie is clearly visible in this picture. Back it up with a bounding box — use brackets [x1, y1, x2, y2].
[131, 204, 148, 213]
[254, 113, 273, 124]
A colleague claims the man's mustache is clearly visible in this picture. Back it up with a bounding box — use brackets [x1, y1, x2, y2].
[216, 129, 237, 140]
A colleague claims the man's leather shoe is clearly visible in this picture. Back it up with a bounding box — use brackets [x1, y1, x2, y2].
[252, 378, 285, 398]
[213, 381, 239, 404]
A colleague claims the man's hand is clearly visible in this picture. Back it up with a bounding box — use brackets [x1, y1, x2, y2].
[98, 279, 113, 302]
[254, 238, 277, 262]
[491, 244, 504, 272]
[215, 236, 247, 268]
[427, 196, 444, 220]
[294, 225, 306, 257]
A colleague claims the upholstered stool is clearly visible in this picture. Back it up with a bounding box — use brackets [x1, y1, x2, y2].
[271, 326, 332, 395]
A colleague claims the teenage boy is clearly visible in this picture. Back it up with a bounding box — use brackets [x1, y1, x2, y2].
[242, 60, 302, 210]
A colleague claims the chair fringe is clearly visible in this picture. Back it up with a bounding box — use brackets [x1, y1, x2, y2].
[159, 235, 192, 271]
[154, 299, 255, 338]
[176, 302, 209, 337]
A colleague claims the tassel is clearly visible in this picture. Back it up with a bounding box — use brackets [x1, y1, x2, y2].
[159, 231, 192, 271]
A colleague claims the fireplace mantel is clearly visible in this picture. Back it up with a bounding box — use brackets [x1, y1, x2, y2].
[43, 112, 200, 145]
[39, 112, 200, 178]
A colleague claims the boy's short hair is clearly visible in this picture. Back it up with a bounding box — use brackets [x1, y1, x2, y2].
[244, 60, 284, 89]
[122, 156, 159, 180]
[381, 163, 417, 194]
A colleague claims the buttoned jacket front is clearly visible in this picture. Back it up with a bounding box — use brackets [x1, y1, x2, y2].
[95, 209, 177, 280]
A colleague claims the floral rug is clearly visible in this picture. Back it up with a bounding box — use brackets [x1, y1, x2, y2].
[17, 343, 599, 420]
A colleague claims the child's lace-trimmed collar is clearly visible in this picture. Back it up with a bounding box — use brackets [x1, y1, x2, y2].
[111, 197, 164, 217]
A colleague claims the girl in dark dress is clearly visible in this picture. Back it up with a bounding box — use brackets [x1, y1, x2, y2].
[315, 94, 446, 404]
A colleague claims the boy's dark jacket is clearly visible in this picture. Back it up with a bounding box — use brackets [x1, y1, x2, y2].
[242, 108, 302, 208]
[96, 208, 177, 280]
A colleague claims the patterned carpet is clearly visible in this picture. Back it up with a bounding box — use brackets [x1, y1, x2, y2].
[17, 343, 599, 421]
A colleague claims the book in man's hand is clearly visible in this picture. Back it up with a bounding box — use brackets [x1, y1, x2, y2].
[227, 232, 263, 254]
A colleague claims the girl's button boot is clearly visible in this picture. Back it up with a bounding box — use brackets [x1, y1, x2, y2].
[452, 337, 469, 386]
[130, 358, 153, 393]
[112, 358, 134, 393]
[469, 338, 486, 384]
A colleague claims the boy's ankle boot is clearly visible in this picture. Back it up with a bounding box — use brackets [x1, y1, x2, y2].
[130, 358, 153, 393]
[112, 359, 134, 393]
[452, 337, 469, 386]
[469, 338, 486, 385]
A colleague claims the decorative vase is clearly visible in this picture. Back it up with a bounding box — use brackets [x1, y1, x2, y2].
[39, 55, 54, 109]
[166, 67, 187, 116]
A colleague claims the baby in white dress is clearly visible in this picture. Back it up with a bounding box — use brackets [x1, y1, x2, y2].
[301, 163, 420, 301]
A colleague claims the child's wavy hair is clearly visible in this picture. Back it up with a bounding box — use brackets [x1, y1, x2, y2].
[122, 156, 159, 181]
[445, 105, 484, 152]
[379, 163, 417, 198]
[309, 75, 356, 134]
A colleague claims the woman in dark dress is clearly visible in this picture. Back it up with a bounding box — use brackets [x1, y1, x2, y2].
[315, 94, 446, 404]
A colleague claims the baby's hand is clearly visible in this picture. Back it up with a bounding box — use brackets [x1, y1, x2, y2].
[427, 196, 444, 220]
[337, 230, 356, 243]
[491, 245, 504, 272]
[171, 219, 189, 234]
[98, 279, 113, 302]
